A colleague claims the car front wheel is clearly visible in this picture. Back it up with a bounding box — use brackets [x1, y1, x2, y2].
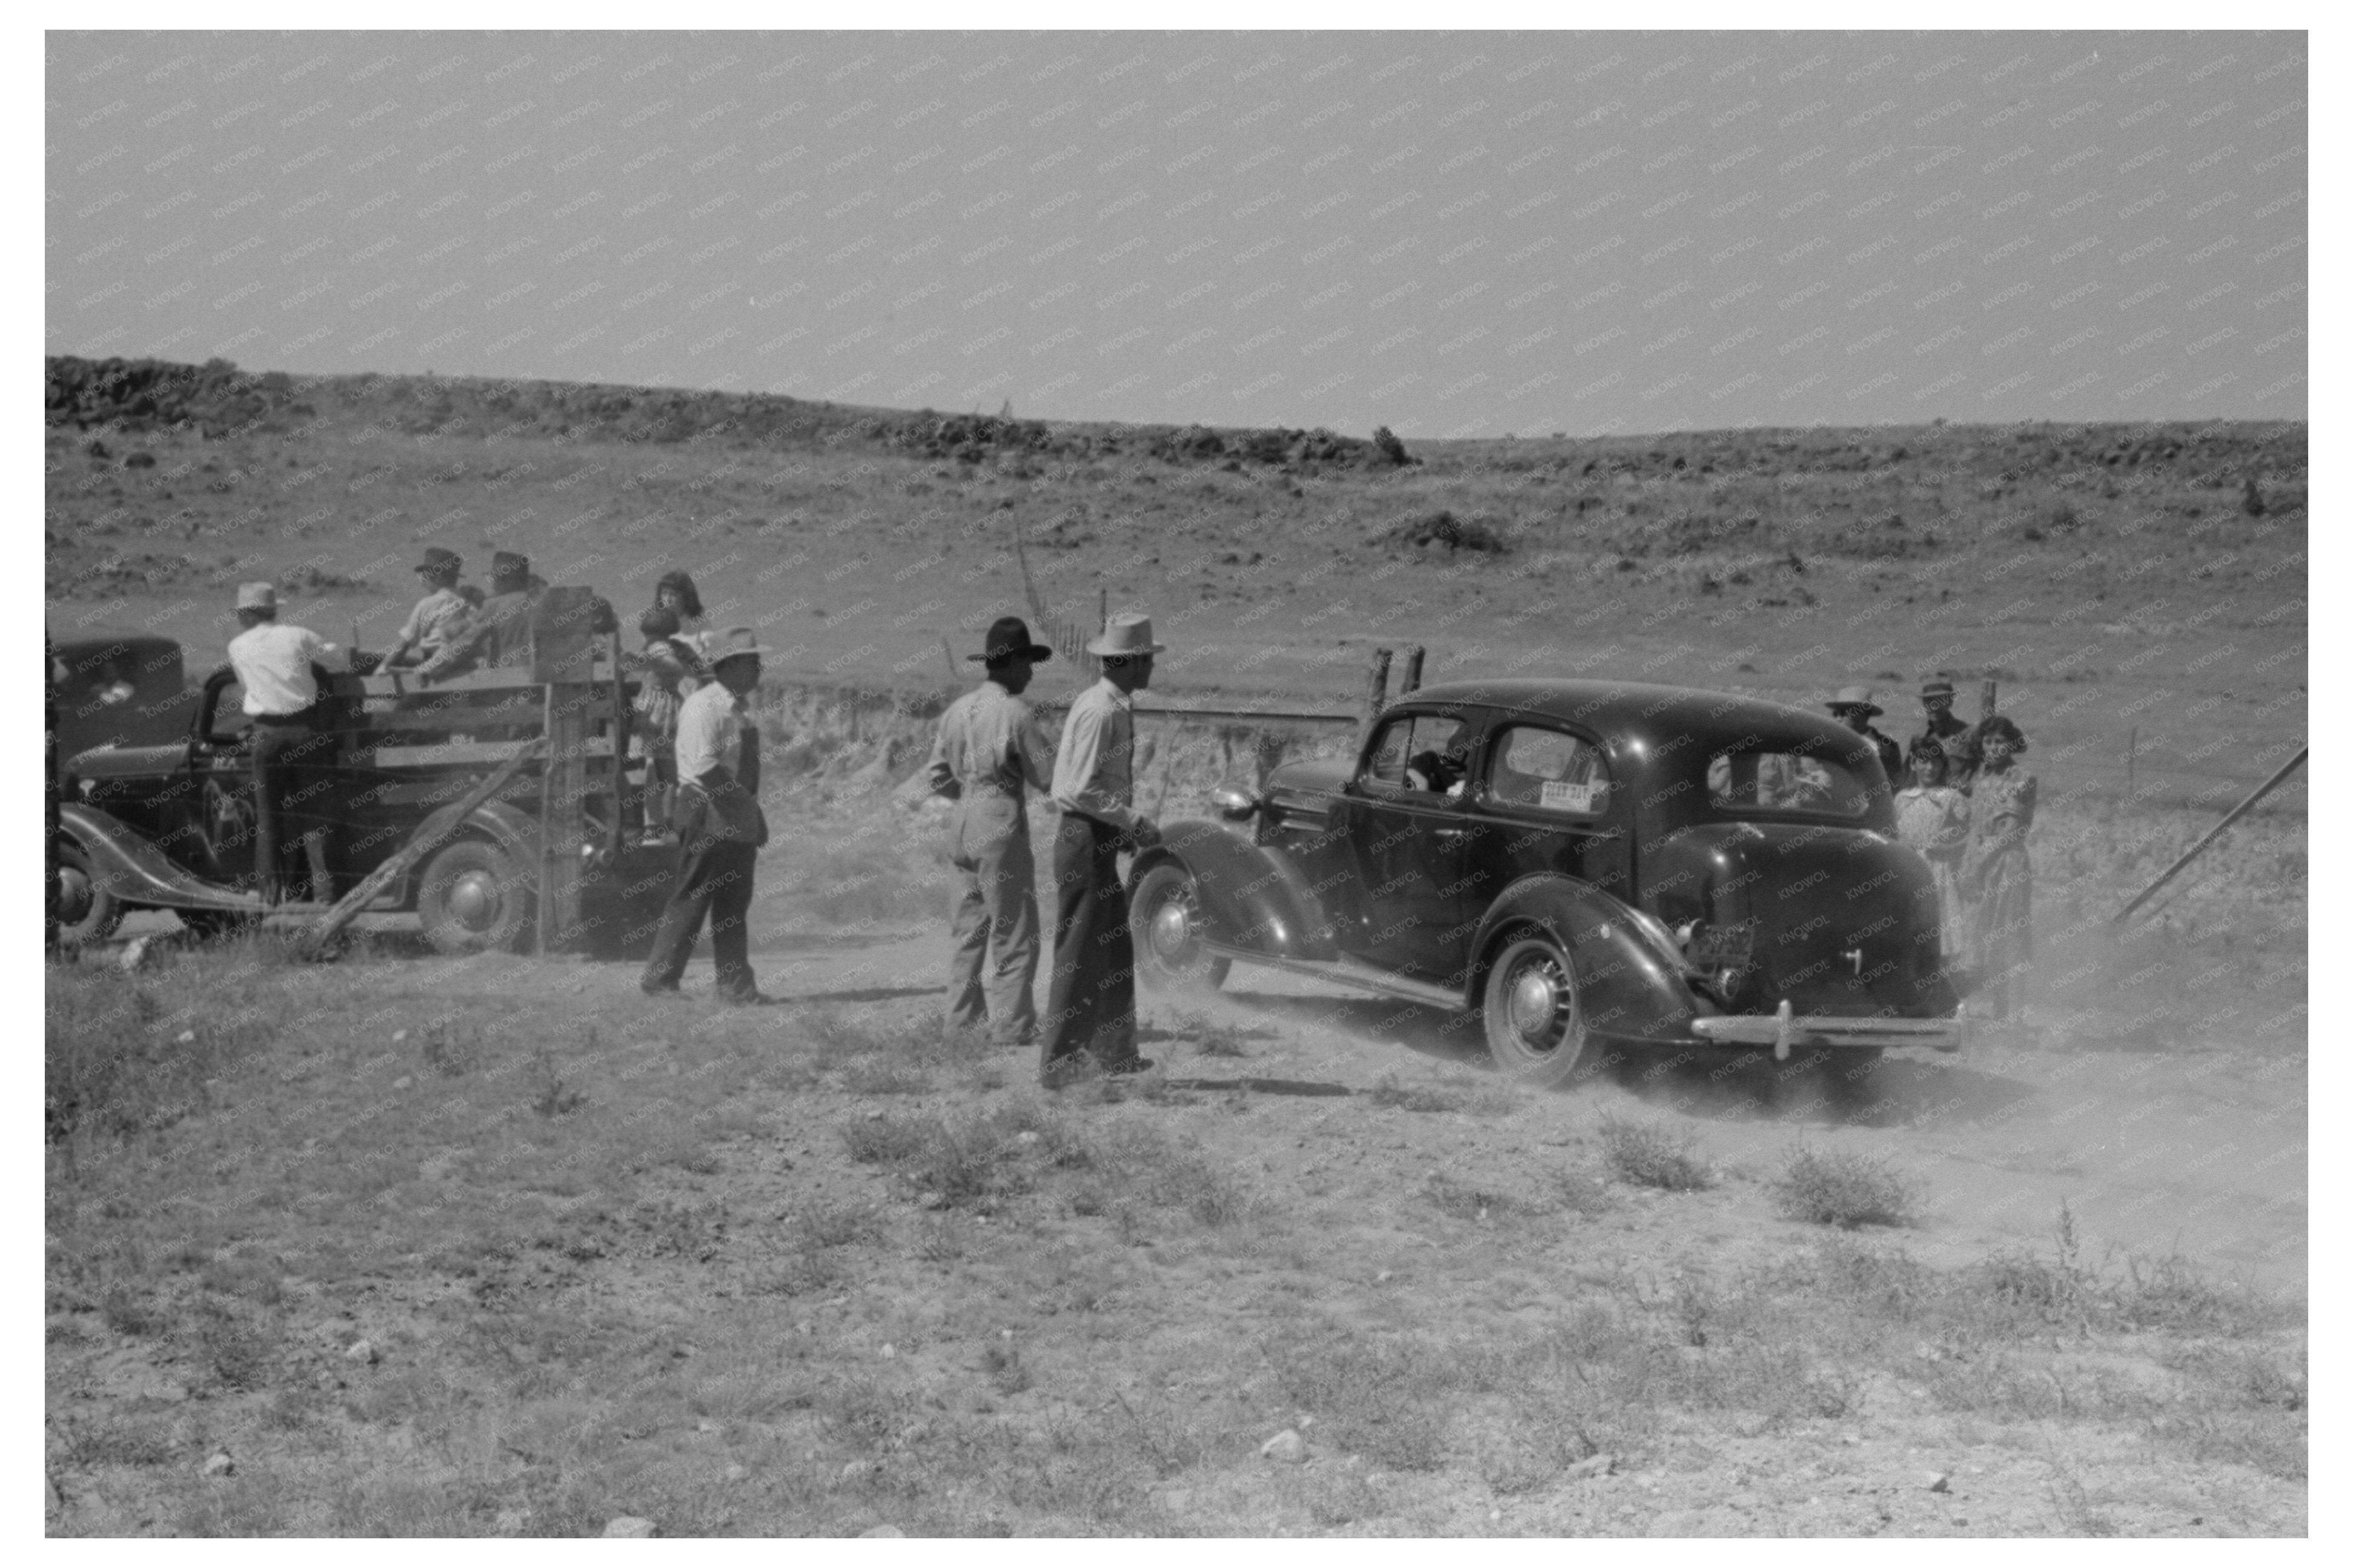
[417, 837, 534, 955]
[1128, 862, 1230, 994]
[55, 842, 124, 945]
[1481, 932, 1593, 1086]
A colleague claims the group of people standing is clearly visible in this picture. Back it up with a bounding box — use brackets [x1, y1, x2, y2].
[1827, 677, 2038, 1022]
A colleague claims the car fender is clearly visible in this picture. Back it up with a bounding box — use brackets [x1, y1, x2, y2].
[1129, 818, 1339, 963]
[1469, 872, 1699, 1045]
[58, 802, 267, 915]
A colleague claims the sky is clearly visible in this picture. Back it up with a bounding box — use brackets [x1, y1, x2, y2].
[46, 28, 2307, 437]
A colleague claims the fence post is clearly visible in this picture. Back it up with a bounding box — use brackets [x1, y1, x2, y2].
[1399, 645, 1425, 695]
[1365, 647, 1393, 722]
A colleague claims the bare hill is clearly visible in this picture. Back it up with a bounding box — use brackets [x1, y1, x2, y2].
[45, 356, 2305, 805]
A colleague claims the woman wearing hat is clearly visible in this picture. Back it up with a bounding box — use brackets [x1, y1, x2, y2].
[1042, 611, 1167, 1083]
[1963, 716, 2037, 1022]
[926, 616, 1059, 1048]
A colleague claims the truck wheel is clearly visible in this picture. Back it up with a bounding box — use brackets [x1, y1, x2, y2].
[417, 838, 533, 955]
[1481, 932, 1593, 1086]
[55, 842, 124, 945]
[1129, 862, 1230, 993]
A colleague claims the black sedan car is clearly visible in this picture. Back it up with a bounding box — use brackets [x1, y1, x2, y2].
[1126, 677, 1967, 1085]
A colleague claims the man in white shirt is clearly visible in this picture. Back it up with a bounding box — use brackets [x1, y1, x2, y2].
[641, 626, 772, 1003]
[224, 582, 350, 904]
[928, 615, 1058, 1047]
[1042, 611, 1166, 1084]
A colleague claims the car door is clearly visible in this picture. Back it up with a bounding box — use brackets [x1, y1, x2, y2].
[186, 670, 261, 887]
[1457, 721, 1627, 915]
[1336, 708, 1481, 977]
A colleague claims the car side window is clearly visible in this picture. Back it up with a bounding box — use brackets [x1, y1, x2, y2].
[205, 679, 251, 745]
[1361, 714, 1469, 795]
[1488, 725, 1611, 816]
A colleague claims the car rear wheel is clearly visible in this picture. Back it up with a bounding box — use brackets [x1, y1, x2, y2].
[1481, 932, 1593, 1086]
[1129, 862, 1230, 994]
[55, 842, 123, 945]
[417, 837, 534, 955]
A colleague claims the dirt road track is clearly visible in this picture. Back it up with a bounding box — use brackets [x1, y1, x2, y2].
[705, 928, 2306, 1294]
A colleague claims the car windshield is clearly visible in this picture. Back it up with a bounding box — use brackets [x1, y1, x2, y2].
[1707, 749, 1873, 818]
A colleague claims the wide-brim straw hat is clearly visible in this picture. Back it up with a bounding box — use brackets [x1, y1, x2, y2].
[1087, 611, 1166, 657]
[700, 626, 776, 665]
[1827, 684, 1881, 717]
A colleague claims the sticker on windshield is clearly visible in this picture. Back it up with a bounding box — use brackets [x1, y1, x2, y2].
[1539, 780, 1599, 814]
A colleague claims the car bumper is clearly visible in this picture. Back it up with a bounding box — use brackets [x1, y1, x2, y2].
[1689, 999, 1970, 1057]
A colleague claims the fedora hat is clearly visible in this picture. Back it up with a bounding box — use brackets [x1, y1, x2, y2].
[490, 550, 530, 585]
[970, 615, 1054, 664]
[1920, 676, 1956, 699]
[1827, 685, 1881, 717]
[700, 626, 775, 665]
[414, 546, 462, 577]
[1086, 611, 1166, 659]
[234, 581, 277, 613]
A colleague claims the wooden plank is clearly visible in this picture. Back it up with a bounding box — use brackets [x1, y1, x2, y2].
[299, 736, 549, 957]
[537, 681, 591, 954]
[367, 737, 619, 768]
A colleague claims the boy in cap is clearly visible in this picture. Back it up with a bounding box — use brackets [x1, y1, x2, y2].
[419, 550, 538, 679]
[386, 547, 475, 669]
[1041, 611, 1166, 1085]
[928, 616, 1059, 1048]
[641, 627, 772, 1004]
[1825, 685, 1903, 787]
[224, 582, 349, 903]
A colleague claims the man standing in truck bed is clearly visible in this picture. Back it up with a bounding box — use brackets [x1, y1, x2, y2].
[928, 616, 1058, 1049]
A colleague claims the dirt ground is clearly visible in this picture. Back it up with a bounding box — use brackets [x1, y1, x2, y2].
[45, 915, 2306, 1537]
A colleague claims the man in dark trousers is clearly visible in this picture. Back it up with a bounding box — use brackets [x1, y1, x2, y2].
[928, 616, 1058, 1047]
[1041, 612, 1166, 1085]
[224, 582, 349, 904]
[641, 626, 772, 1003]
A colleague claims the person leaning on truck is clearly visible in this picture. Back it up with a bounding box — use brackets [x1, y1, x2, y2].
[640, 626, 773, 1005]
[928, 615, 1058, 1049]
[225, 581, 348, 905]
[1041, 612, 1166, 1086]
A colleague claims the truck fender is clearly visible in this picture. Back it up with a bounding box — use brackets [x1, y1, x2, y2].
[1129, 818, 1339, 963]
[1468, 873, 1698, 1045]
[58, 802, 266, 915]
[365, 797, 543, 908]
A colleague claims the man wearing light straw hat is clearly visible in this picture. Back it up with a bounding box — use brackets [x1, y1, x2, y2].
[1041, 611, 1166, 1085]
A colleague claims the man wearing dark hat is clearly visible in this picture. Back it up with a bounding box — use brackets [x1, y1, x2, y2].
[419, 550, 539, 679]
[1910, 676, 1980, 792]
[225, 582, 348, 903]
[926, 616, 1059, 1047]
[385, 546, 476, 670]
[1041, 611, 1167, 1085]
[1825, 685, 1904, 787]
[642, 627, 774, 1004]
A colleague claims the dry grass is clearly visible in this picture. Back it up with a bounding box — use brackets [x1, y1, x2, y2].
[1596, 1114, 1716, 1191]
[1771, 1146, 1922, 1229]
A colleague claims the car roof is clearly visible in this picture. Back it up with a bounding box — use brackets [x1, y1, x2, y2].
[1395, 676, 1865, 756]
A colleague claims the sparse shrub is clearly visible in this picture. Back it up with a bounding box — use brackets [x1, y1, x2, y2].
[1422, 1174, 1518, 1220]
[192, 1302, 275, 1390]
[1385, 509, 1507, 556]
[1772, 1145, 1919, 1228]
[100, 1286, 167, 1338]
[528, 1046, 586, 1117]
[1370, 425, 1414, 466]
[1598, 1115, 1715, 1191]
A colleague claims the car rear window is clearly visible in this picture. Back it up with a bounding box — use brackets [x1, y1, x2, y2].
[1707, 749, 1873, 818]
[1488, 725, 1610, 816]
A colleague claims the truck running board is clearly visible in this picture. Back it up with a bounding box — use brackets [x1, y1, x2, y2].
[1205, 946, 1467, 1012]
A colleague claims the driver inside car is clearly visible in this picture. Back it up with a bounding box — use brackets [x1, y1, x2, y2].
[1406, 747, 1468, 797]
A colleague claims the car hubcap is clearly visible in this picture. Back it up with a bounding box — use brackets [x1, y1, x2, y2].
[57, 867, 91, 925]
[446, 869, 503, 932]
[1507, 957, 1569, 1051]
[1150, 889, 1195, 963]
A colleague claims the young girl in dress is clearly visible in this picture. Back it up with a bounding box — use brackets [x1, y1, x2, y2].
[1963, 716, 2037, 1022]
[1894, 738, 1972, 969]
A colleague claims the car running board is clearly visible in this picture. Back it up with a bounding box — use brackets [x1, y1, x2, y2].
[1204, 945, 1467, 1012]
